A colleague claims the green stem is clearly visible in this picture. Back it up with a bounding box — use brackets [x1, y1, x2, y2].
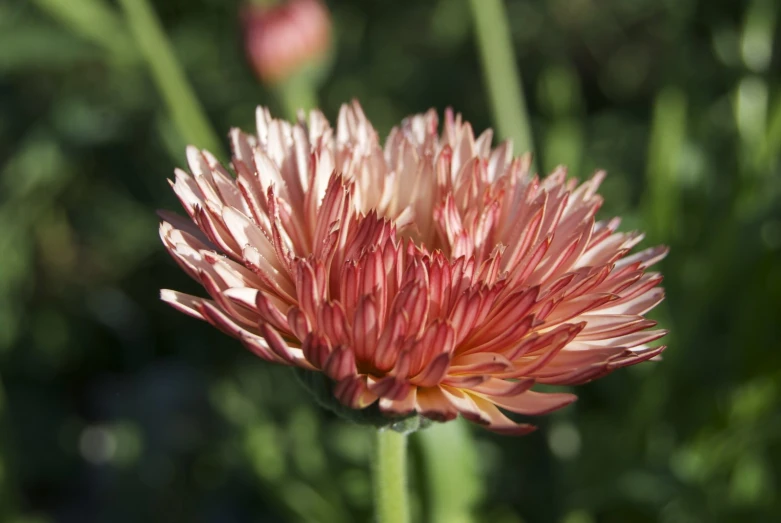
[274, 73, 319, 121]
[468, 0, 535, 158]
[118, 0, 224, 157]
[251, 0, 280, 7]
[373, 429, 409, 523]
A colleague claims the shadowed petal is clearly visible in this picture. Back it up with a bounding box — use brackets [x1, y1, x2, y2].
[160, 289, 208, 320]
[334, 375, 378, 409]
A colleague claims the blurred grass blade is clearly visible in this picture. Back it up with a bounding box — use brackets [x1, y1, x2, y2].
[32, 0, 135, 61]
[538, 65, 585, 175]
[418, 419, 482, 523]
[735, 77, 769, 181]
[763, 90, 781, 165]
[743, 0, 778, 173]
[740, 0, 776, 73]
[644, 86, 687, 240]
[543, 119, 584, 177]
[735, 77, 768, 152]
[468, 0, 534, 158]
[118, 0, 223, 157]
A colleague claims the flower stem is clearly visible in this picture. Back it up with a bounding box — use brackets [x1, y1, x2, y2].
[468, 0, 535, 157]
[249, 0, 280, 7]
[373, 428, 410, 523]
[118, 0, 224, 157]
[274, 72, 319, 121]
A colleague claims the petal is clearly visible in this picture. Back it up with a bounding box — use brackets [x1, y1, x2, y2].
[465, 377, 535, 397]
[318, 301, 349, 347]
[411, 353, 451, 388]
[440, 385, 490, 424]
[158, 211, 214, 248]
[379, 386, 417, 416]
[286, 307, 310, 341]
[441, 375, 488, 389]
[198, 301, 252, 338]
[160, 289, 207, 320]
[415, 386, 458, 423]
[334, 375, 378, 409]
[222, 206, 280, 272]
[614, 245, 669, 270]
[239, 332, 287, 364]
[373, 312, 408, 372]
[582, 329, 668, 349]
[301, 332, 332, 369]
[409, 321, 455, 376]
[476, 390, 577, 416]
[449, 352, 513, 375]
[576, 314, 657, 340]
[368, 376, 412, 401]
[462, 394, 537, 436]
[352, 295, 379, 364]
[223, 287, 291, 334]
[258, 323, 301, 365]
[465, 287, 538, 347]
[323, 345, 357, 380]
[502, 323, 584, 377]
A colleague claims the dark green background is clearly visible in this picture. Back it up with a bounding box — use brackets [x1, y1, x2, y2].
[1, 0, 780, 522]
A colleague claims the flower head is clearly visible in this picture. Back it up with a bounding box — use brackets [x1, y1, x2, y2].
[242, 0, 331, 84]
[160, 102, 667, 435]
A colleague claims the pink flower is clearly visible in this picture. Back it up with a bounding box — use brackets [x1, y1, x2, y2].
[160, 102, 667, 435]
[242, 0, 331, 84]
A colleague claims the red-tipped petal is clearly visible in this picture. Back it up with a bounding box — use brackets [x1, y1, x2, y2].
[334, 375, 378, 409]
[160, 289, 207, 320]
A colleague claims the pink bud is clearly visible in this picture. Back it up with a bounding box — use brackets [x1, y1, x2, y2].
[242, 0, 331, 84]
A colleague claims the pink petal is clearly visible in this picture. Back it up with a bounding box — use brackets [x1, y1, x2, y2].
[258, 322, 300, 365]
[239, 332, 287, 364]
[301, 332, 332, 369]
[462, 394, 537, 436]
[411, 353, 451, 387]
[334, 375, 378, 409]
[415, 386, 458, 423]
[352, 295, 379, 364]
[409, 321, 455, 376]
[160, 289, 207, 320]
[477, 390, 577, 416]
[378, 386, 417, 416]
[198, 301, 252, 339]
[323, 345, 357, 380]
[373, 312, 409, 372]
[465, 377, 535, 397]
[449, 352, 514, 375]
[368, 376, 411, 401]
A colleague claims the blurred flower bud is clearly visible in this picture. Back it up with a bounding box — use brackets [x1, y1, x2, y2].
[242, 0, 332, 85]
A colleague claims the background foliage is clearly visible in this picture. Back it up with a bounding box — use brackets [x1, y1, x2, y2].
[1, 0, 780, 522]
